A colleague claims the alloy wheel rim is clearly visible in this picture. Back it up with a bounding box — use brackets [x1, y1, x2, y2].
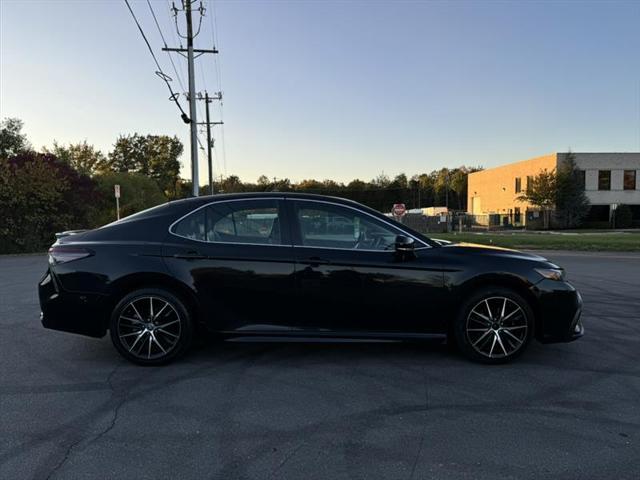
[117, 296, 182, 360]
[466, 296, 528, 359]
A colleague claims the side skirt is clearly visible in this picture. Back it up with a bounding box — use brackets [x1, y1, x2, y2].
[218, 330, 448, 343]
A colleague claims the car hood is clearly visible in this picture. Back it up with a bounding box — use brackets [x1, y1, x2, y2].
[438, 242, 550, 262]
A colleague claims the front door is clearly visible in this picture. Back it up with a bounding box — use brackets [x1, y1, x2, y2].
[289, 199, 443, 335]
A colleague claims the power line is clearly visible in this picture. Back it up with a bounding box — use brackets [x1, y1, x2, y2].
[146, 0, 186, 93]
[207, 1, 227, 175]
[123, 0, 189, 122]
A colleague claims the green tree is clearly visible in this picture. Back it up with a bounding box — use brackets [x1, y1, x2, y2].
[390, 173, 408, 190]
[0, 118, 31, 158]
[346, 179, 367, 191]
[92, 172, 166, 226]
[48, 140, 106, 176]
[220, 175, 243, 193]
[0, 152, 100, 253]
[517, 169, 557, 229]
[556, 151, 590, 228]
[107, 134, 183, 199]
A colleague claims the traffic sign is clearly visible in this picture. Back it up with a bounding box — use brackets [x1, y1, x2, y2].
[392, 203, 407, 217]
[114, 184, 121, 199]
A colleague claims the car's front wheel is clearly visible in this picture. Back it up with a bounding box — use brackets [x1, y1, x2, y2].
[109, 288, 193, 366]
[454, 286, 534, 364]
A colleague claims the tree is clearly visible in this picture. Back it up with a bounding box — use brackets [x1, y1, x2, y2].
[296, 179, 325, 191]
[0, 152, 100, 253]
[107, 134, 183, 199]
[257, 175, 270, 187]
[517, 169, 557, 229]
[92, 172, 166, 226]
[47, 140, 106, 176]
[556, 151, 590, 228]
[220, 175, 243, 193]
[0, 118, 31, 158]
[390, 173, 408, 190]
[346, 179, 367, 191]
[371, 172, 391, 188]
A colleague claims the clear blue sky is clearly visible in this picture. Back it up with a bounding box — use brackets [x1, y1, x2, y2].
[1, 0, 639, 183]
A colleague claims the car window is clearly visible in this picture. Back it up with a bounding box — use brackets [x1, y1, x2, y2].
[172, 200, 283, 245]
[296, 202, 399, 250]
[173, 208, 206, 241]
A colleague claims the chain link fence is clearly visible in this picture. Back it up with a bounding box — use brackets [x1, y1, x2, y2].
[399, 212, 526, 234]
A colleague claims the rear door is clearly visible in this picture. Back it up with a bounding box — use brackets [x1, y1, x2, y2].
[163, 198, 297, 333]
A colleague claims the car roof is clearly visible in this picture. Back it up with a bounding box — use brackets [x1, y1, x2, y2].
[170, 191, 366, 208]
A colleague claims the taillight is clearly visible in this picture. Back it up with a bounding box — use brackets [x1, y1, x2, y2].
[48, 246, 93, 265]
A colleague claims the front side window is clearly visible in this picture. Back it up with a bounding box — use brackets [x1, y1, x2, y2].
[172, 199, 283, 245]
[624, 170, 636, 190]
[598, 170, 611, 190]
[295, 202, 400, 251]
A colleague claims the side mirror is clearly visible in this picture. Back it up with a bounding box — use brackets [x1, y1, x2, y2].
[395, 235, 415, 253]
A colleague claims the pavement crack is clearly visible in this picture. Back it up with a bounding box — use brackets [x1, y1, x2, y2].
[45, 365, 126, 480]
[409, 363, 429, 480]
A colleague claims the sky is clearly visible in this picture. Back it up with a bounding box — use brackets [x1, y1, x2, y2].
[1, 0, 639, 184]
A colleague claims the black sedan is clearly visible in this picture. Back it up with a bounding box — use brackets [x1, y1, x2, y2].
[39, 193, 583, 365]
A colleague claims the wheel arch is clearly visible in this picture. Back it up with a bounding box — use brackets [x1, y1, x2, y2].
[454, 273, 540, 334]
[106, 273, 201, 331]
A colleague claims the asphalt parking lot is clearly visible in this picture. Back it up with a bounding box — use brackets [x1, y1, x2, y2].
[1, 252, 639, 480]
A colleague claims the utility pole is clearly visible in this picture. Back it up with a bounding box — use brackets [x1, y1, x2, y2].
[164, 1, 218, 197]
[185, 0, 198, 196]
[197, 91, 223, 195]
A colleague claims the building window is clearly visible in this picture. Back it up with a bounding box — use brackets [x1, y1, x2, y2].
[624, 170, 636, 190]
[577, 170, 586, 189]
[515, 177, 522, 193]
[514, 207, 521, 223]
[526, 176, 533, 192]
[598, 170, 611, 191]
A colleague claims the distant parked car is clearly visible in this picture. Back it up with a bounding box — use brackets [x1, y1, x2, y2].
[39, 193, 583, 365]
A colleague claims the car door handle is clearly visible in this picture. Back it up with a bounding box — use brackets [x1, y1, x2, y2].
[173, 250, 207, 260]
[303, 256, 331, 267]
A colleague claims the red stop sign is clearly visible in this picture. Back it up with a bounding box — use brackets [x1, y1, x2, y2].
[392, 203, 406, 217]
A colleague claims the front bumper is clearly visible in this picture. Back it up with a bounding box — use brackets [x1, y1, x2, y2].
[532, 279, 584, 343]
[39, 270, 108, 338]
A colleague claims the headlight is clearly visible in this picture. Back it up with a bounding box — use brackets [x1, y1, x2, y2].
[535, 268, 565, 281]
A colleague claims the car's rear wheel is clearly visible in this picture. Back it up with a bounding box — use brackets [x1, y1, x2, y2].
[109, 288, 193, 366]
[454, 286, 533, 364]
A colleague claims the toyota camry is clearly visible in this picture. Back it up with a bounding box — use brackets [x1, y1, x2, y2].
[39, 193, 583, 365]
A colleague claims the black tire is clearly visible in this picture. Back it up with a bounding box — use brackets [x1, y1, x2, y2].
[454, 286, 534, 364]
[109, 288, 194, 366]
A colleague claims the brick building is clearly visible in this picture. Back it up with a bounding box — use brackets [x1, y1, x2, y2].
[467, 153, 640, 226]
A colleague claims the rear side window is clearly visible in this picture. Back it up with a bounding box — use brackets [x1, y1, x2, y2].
[173, 208, 206, 241]
[172, 199, 284, 245]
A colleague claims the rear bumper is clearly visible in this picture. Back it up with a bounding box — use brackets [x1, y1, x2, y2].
[532, 279, 584, 344]
[38, 270, 108, 338]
